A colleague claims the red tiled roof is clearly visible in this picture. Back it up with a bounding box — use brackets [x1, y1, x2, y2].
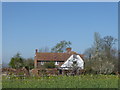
[35, 52, 84, 61]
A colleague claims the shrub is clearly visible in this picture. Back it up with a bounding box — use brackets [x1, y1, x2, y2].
[43, 62, 55, 68]
[9, 53, 24, 69]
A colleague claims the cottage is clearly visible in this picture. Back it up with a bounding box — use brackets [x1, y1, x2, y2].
[34, 48, 84, 70]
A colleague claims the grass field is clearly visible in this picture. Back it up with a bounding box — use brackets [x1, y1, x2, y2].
[2, 75, 119, 88]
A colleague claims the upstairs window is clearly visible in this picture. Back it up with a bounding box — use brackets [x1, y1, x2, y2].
[55, 61, 59, 65]
[41, 61, 44, 65]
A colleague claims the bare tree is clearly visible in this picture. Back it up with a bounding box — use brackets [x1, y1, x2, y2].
[39, 47, 50, 52]
[84, 32, 118, 74]
[71, 54, 81, 75]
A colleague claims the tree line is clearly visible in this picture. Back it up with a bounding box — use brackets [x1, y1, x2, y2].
[8, 32, 118, 74]
[9, 53, 34, 70]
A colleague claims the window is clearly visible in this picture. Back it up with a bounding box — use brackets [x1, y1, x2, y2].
[55, 61, 59, 65]
[41, 61, 44, 65]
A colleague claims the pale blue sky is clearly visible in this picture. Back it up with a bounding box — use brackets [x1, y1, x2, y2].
[2, 2, 118, 63]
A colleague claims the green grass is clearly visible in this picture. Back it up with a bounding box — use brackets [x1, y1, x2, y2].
[2, 75, 119, 88]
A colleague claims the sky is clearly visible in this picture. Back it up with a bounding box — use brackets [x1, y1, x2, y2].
[2, 2, 118, 64]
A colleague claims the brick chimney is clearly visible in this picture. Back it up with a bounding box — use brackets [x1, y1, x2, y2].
[35, 49, 38, 68]
[66, 47, 72, 53]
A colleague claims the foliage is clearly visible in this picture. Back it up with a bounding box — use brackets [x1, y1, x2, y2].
[2, 75, 118, 88]
[84, 32, 118, 74]
[9, 53, 24, 69]
[43, 62, 56, 68]
[24, 58, 34, 70]
[51, 40, 72, 53]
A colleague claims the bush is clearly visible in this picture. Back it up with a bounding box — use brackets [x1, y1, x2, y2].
[43, 62, 55, 68]
[9, 53, 24, 69]
[24, 58, 34, 70]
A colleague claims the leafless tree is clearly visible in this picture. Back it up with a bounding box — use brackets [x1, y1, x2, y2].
[84, 32, 118, 74]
